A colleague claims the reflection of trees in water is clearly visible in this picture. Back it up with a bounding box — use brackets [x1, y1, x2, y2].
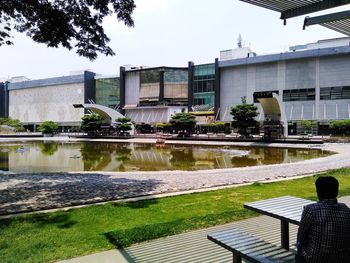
[260, 148, 284, 165]
[170, 147, 196, 170]
[0, 150, 9, 171]
[38, 142, 59, 156]
[231, 155, 258, 167]
[115, 145, 132, 171]
[80, 143, 113, 171]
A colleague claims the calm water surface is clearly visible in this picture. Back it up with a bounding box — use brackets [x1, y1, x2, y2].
[0, 141, 331, 173]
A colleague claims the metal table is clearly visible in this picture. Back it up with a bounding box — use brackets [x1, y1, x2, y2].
[244, 195, 315, 250]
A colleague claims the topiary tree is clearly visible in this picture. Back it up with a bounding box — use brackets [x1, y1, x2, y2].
[170, 112, 197, 137]
[81, 113, 103, 135]
[37, 120, 58, 134]
[116, 117, 132, 136]
[230, 97, 259, 136]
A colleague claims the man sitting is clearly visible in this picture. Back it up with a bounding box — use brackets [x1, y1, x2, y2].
[296, 176, 350, 263]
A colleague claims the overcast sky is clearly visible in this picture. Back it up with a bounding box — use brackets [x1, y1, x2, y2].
[1, 0, 349, 80]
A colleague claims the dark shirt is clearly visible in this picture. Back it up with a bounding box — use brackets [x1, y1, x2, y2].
[297, 199, 350, 263]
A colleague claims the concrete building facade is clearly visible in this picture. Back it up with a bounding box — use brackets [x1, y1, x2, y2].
[6, 71, 95, 130]
[1, 38, 350, 135]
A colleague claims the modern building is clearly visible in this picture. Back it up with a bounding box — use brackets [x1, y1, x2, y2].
[6, 71, 95, 131]
[120, 66, 190, 123]
[2, 37, 350, 135]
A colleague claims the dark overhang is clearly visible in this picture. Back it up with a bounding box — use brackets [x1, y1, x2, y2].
[240, 0, 350, 22]
[125, 66, 188, 73]
[304, 10, 350, 35]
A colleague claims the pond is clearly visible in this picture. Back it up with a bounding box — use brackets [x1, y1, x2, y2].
[0, 141, 331, 173]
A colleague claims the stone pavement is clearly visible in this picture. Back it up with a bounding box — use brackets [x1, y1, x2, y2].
[1, 138, 350, 215]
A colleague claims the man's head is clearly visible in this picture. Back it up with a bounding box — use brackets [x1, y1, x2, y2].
[315, 176, 339, 200]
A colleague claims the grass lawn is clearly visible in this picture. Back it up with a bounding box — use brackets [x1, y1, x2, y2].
[1, 168, 350, 263]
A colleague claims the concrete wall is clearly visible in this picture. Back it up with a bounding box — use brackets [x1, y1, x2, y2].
[125, 71, 140, 106]
[9, 82, 85, 124]
[219, 53, 350, 122]
[125, 106, 186, 123]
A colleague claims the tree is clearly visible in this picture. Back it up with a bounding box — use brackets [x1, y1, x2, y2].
[0, 0, 135, 60]
[115, 117, 132, 136]
[230, 97, 259, 136]
[81, 113, 103, 134]
[330, 120, 350, 136]
[170, 112, 197, 137]
[301, 120, 313, 134]
[0, 117, 24, 132]
[37, 120, 58, 134]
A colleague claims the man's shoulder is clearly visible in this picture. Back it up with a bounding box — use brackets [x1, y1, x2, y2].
[305, 200, 350, 212]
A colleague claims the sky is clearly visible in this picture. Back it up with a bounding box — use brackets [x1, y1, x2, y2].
[1, 0, 349, 80]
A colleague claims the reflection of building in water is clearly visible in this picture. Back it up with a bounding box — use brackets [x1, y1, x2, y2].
[8, 143, 83, 173]
[128, 149, 172, 170]
[192, 148, 233, 169]
[0, 149, 9, 171]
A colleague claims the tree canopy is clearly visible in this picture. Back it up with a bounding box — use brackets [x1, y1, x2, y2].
[170, 112, 197, 137]
[81, 113, 103, 133]
[230, 97, 259, 136]
[0, 0, 135, 60]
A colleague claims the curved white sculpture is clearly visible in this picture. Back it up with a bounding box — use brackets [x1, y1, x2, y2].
[78, 103, 134, 135]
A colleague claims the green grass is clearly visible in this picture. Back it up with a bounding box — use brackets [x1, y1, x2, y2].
[1, 168, 350, 263]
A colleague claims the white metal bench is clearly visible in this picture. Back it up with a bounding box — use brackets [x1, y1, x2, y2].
[207, 228, 296, 263]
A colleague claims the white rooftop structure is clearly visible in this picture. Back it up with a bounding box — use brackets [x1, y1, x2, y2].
[220, 47, 257, 61]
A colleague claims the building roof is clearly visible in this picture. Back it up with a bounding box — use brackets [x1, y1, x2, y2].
[8, 74, 85, 90]
[240, 0, 350, 20]
[219, 44, 350, 68]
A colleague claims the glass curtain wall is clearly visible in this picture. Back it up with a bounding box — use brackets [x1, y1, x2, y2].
[95, 77, 120, 109]
[164, 69, 188, 104]
[193, 64, 215, 110]
[140, 70, 160, 106]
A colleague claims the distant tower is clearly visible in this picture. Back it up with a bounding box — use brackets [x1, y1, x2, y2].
[237, 34, 242, 48]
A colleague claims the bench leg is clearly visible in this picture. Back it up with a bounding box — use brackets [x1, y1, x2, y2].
[281, 221, 289, 250]
[233, 253, 242, 263]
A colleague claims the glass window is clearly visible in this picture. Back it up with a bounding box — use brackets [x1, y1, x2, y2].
[95, 77, 120, 108]
[283, 88, 315, 102]
[320, 86, 350, 100]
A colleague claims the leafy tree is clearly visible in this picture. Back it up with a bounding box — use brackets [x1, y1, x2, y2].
[116, 117, 132, 136]
[330, 120, 350, 136]
[0, 117, 24, 132]
[301, 120, 313, 134]
[230, 97, 259, 136]
[81, 113, 103, 134]
[170, 112, 197, 137]
[37, 120, 58, 134]
[0, 0, 135, 60]
[155, 122, 172, 133]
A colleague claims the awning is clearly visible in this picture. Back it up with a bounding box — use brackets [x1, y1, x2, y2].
[240, 0, 350, 21]
[304, 10, 350, 36]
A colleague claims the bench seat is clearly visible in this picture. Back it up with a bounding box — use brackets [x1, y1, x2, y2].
[207, 229, 296, 263]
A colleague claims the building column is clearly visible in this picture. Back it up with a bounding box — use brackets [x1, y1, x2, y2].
[159, 70, 164, 102]
[188, 61, 194, 112]
[119, 66, 126, 114]
[84, 71, 96, 104]
[214, 58, 221, 119]
[315, 57, 320, 120]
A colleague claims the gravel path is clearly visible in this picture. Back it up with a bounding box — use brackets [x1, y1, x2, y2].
[1, 138, 350, 215]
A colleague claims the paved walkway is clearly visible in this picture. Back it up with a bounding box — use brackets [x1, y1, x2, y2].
[1, 138, 350, 215]
[57, 196, 350, 263]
